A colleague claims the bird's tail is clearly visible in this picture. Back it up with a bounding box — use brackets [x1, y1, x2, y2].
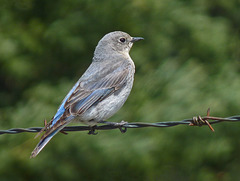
[30, 122, 69, 158]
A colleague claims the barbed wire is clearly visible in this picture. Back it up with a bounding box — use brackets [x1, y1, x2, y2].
[1, 108, 240, 135]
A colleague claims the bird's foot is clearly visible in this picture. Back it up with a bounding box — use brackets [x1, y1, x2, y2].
[88, 126, 98, 135]
[116, 120, 128, 126]
[99, 120, 128, 133]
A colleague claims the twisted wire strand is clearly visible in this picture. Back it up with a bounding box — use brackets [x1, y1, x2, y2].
[1, 115, 240, 135]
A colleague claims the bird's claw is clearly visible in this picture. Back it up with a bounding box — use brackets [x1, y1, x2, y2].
[117, 120, 128, 133]
[88, 126, 98, 135]
[119, 126, 127, 133]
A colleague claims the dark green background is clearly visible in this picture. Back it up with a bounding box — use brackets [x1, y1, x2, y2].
[0, 0, 239, 180]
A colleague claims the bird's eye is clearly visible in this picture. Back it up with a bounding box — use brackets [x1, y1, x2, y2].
[120, 38, 126, 43]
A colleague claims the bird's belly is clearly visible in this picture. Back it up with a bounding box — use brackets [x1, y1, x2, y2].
[75, 78, 133, 126]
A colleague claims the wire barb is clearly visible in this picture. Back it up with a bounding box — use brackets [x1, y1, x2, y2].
[189, 108, 215, 132]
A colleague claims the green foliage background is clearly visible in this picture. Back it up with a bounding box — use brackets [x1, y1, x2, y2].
[0, 0, 239, 180]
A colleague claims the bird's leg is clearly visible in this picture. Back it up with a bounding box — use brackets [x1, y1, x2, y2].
[88, 125, 98, 135]
[99, 120, 128, 133]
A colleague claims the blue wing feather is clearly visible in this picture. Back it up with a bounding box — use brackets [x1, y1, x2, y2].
[51, 81, 80, 127]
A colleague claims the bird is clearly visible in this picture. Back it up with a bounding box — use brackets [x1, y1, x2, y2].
[30, 31, 143, 158]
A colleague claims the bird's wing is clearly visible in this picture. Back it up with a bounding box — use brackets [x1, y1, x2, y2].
[31, 66, 130, 158]
[65, 67, 129, 115]
[49, 65, 129, 133]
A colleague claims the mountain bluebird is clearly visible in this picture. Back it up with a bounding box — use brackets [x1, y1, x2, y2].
[30, 31, 143, 158]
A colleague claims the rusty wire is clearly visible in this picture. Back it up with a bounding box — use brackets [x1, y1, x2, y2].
[1, 108, 240, 135]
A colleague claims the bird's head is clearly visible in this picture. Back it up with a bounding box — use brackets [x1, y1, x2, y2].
[94, 31, 143, 60]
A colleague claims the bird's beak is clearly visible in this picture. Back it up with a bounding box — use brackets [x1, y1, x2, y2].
[131, 37, 144, 43]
